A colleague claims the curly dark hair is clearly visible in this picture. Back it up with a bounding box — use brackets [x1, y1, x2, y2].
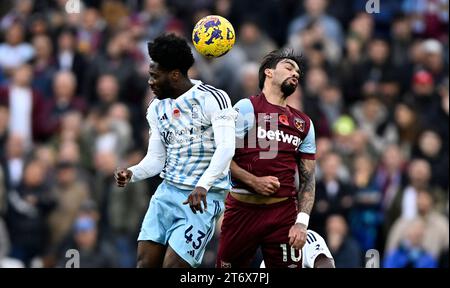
[147, 33, 195, 76]
[258, 48, 303, 90]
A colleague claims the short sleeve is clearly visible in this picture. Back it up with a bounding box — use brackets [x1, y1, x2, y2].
[233, 98, 255, 139]
[146, 98, 162, 141]
[298, 118, 316, 159]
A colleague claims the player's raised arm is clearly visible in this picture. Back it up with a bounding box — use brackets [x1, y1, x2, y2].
[183, 90, 237, 213]
[115, 100, 166, 187]
[289, 119, 316, 250]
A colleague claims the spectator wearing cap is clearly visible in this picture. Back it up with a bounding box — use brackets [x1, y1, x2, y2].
[56, 215, 118, 268]
[405, 70, 440, 124]
[421, 39, 447, 84]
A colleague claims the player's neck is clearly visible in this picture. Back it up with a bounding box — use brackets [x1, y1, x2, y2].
[174, 78, 194, 98]
[263, 85, 287, 107]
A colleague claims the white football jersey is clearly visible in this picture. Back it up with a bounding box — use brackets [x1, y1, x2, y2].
[146, 79, 237, 191]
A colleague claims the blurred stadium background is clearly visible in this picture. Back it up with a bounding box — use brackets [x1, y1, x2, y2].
[0, 0, 448, 268]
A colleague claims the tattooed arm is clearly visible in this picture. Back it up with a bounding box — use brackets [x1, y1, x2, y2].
[297, 158, 316, 215]
[288, 158, 316, 250]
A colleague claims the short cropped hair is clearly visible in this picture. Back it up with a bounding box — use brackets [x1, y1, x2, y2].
[147, 33, 195, 76]
[258, 48, 303, 89]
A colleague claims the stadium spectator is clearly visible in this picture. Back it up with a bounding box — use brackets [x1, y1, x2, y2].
[236, 19, 277, 63]
[47, 161, 90, 248]
[326, 214, 362, 268]
[383, 218, 437, 268]
[386, 189, 449, 259]
[56, 214, 118, 268]
[288, 0, 344, 46]
[55, 27, 87, 95]
[5, 159, 55, 267]
[350, 154, 383, 252]
[0, 64, 50, 144]
[0, 22, 34, 74]
[310, 152, 354, 236]
[412, 129, 449, 191]
[0, 217, 25, 268]
[49, 71, 86, 125]
[31, 34, 57, 99]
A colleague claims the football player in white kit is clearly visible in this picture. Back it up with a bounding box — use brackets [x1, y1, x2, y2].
[115, 34, 237, 268]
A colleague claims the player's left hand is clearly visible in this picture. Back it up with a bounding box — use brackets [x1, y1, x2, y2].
[183, 186, 208, 214]
[288, 223, 307, 250]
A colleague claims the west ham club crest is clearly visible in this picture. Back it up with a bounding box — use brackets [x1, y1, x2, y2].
[294, 118, 305, 132]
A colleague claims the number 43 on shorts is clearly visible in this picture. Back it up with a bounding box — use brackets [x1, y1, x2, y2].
[184, 225, 206, 249]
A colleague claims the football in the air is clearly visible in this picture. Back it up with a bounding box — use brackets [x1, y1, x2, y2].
[192, 15, 235, 58]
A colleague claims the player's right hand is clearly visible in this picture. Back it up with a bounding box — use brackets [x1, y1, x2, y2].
[115, 168, 133, 187]
[251, 176, 280, 196]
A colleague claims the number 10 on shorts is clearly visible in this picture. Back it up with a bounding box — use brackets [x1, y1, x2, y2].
[280, 243, 301, 262]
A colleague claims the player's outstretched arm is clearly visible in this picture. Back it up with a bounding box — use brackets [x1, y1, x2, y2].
[116, 100, 166, 187]
[230, 161, 280, 196]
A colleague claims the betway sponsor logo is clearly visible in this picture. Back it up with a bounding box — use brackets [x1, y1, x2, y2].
[257, 126, 302, 147]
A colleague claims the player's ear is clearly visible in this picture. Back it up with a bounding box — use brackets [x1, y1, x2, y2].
[264, 68, 273, 79]
[170, 70, 181, 81]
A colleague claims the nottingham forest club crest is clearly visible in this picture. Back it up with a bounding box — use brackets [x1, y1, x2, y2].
[294, 118, 305, 132]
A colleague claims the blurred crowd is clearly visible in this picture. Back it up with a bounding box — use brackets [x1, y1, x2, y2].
[0, 0, 448, 268]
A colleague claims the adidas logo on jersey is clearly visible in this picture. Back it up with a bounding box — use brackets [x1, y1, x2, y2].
[159, 113, 168, 121]
[257, 126, 302, 147]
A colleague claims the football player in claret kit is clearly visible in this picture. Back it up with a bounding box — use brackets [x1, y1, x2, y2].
[115, 34, 237, 268]
[217, 49, 317, 268]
